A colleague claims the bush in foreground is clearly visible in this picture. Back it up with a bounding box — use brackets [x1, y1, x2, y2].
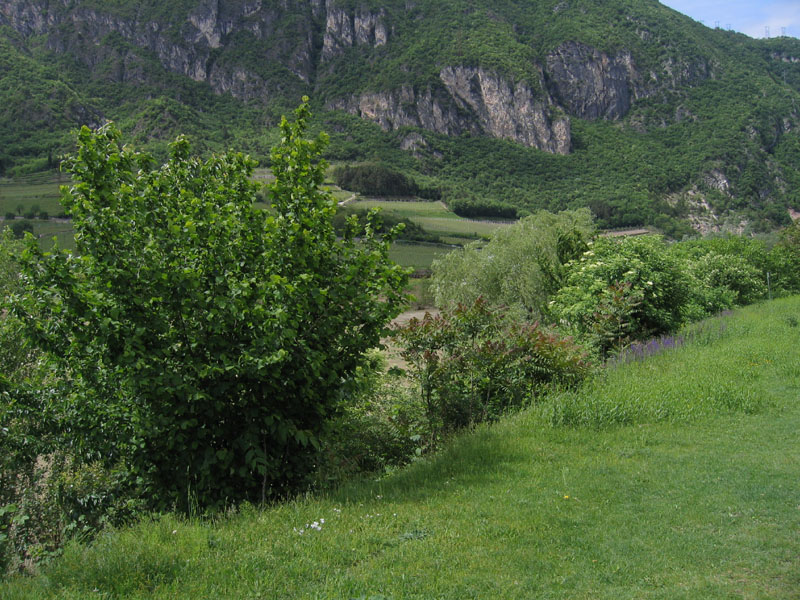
[11, 100, 408, 512]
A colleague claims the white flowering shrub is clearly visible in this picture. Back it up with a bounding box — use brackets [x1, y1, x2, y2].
[552, 235, 691, 353]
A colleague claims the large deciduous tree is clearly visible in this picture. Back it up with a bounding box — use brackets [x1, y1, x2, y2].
[13, 100, 408, 510]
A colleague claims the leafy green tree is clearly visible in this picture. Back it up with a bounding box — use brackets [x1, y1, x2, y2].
[0, 229, 38, 383]
[12, 100, 408, 511]
[430, 209, 595, 319]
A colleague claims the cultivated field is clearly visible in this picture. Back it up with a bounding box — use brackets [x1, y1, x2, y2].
[0, 172, 64, 216]
[388, 241, 454, 269]
[347, 198, 511, 243]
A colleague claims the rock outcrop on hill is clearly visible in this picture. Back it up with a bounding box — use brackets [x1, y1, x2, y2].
[0, 0, 712, 154]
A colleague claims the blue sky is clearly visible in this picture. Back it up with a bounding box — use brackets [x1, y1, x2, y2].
[660, 0, 800, 39]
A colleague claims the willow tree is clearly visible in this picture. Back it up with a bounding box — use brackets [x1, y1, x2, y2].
[430, 209, 595, 320]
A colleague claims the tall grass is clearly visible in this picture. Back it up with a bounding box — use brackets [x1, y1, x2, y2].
[539, 301, 797, 428]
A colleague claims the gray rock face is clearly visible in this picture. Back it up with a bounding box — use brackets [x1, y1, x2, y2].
[1, 0, 392, 101]
[545, 40, 711, 122]
[440, 66, 571, 154]
[0, 0, 314, 101]
[0, 0, 710, 155]
[331, 66, 571, 154]
[545, 41, 639, 120]
[322, 3, 388, 61]
[328, 85, 478, 137]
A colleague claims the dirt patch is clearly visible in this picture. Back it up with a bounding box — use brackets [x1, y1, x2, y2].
[391, 307, 440, 326]
[383, 307, 440, 370]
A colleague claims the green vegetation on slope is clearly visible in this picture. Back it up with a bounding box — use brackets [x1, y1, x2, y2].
[3, 297, 799, 598]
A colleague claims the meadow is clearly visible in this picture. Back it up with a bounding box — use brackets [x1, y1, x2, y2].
[347, 198, 511, 245]
[3, 297, 798, 598]
[0, 173, 64, 217]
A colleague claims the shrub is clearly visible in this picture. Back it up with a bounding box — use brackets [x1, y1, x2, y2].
[393, 298, 590, 438]
[317, 353, 428, 482]
[771, 220, 800, 293]
[2, 200, 142, 575]
[12, 100, 408, 512]
[552, 235, 691, 353]
[686, 251, 766, 315]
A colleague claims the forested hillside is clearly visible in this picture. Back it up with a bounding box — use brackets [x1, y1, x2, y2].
[2, 0, 800, 233]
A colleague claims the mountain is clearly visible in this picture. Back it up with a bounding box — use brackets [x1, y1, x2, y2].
[2, 0, 800, 234]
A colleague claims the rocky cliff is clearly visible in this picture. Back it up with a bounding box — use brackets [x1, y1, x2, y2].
[330, 67, 571, 153]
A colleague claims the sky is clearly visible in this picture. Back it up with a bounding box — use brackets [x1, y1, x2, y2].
[659, 0, 800, 39]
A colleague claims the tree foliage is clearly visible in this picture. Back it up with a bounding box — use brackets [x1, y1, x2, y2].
[332, 164, 440, 199]
[12, 100, 408, 511]
[430, 209, 595, 319]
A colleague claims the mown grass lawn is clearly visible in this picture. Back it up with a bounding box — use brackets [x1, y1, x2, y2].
[2, 298, 799, 599]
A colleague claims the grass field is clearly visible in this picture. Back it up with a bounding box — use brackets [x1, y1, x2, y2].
[3, 298, 799, 598]
[32, 221, 76, 251]
[349, 199, 511, 240]
[389, 241, 455, 269]
[0, 176, 64, 217]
